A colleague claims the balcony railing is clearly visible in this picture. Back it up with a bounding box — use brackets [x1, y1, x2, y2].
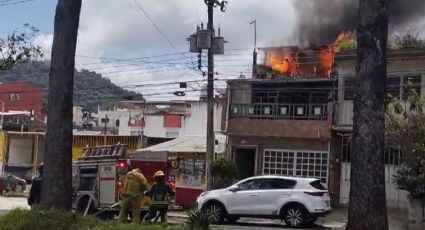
[229, 103, 329, 120]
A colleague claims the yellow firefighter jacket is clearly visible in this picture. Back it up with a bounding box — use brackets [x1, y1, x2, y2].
[122, 169, 148, 196]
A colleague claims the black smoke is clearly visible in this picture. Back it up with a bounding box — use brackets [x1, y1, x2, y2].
[293, 0, 425, 45]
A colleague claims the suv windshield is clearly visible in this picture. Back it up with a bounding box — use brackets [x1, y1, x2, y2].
[310, 180, 327, 190]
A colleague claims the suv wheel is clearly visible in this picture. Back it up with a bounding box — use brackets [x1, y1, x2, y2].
[14, 184, 24, 193]
[283, 205, 306, 228]
[203, 202, 225, 224]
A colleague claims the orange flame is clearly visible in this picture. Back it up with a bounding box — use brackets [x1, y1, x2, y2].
[263, 31, 355, 78]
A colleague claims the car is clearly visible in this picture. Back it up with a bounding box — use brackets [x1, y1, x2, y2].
[196, 175, 331, 228]
[0, 173, 27, 193]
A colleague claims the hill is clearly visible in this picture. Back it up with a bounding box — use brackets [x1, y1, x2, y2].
[0, 61, 142, 112]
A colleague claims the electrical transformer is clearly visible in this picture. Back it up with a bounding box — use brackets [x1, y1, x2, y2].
[197, 29, 212, 49]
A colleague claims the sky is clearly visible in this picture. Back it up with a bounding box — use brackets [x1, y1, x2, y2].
[1, 0, 423, 101]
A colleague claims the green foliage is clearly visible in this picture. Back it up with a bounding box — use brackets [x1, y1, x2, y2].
[0, 209, 186, 230]
[211, 157, 238, 189]
[339, 38, 357, 51]
[389, 30, 425, 50]
[184, 209, 210, 230]
[0, 61, 142, 112]
[0, 24, 42, 71]
[338, 31, 425, 51]
[386, 88, 425, 199]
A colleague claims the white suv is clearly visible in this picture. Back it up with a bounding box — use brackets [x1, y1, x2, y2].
[196, 175, 331, 228]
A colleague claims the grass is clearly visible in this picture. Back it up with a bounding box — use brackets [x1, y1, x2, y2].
[0, 209, 188, 230]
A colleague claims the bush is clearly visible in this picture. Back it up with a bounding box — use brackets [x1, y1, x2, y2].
[185, 209, 210, 230]
[210, 157, 238, 189]
[0, 209, 186, 230]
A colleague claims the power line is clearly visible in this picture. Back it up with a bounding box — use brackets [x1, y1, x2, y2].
[0, 0, 35, 6]
[133, 0, 176, 49]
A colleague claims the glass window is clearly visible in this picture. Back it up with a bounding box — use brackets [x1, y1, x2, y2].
[238, 179, 261, 190]
[386, 76, 401, 99]
[263, 179, 296, 189]
[344, 77, 356, 100]
[9, 93, 20, 101]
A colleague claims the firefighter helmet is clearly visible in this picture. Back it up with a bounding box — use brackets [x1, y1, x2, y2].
[154, 170, 165, 178]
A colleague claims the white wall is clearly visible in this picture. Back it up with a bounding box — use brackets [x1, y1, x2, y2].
[182, 101, 223, 136]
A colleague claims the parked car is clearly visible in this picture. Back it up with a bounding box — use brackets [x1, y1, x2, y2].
[196, 175, 331, 228]
[0, 173, 27, 193]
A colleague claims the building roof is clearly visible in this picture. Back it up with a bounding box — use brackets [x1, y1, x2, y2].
[0, 82, 42, 93]
[139, 134, 226, 153]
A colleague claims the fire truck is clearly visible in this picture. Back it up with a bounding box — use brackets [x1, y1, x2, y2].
[72, 144, 178, 219]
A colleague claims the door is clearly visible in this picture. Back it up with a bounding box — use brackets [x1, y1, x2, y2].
[234, 148, 256, 179]
[98, 163, 116, 205]
[227, 178, 262, 215]
[258, 178, 297, 215]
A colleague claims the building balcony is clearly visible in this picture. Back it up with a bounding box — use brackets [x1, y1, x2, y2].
[229, 103, 329, 121]
[227, 103, 332, 139]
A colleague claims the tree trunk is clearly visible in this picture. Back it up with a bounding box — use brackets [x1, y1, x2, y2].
[40, 0, 82, 210]
[346, 0, 389, 230]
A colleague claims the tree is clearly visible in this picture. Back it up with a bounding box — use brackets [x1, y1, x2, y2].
[346, 0, 389, 229]
[0, 24, 42, 71]
[386, 90, 425, 200]
[40, 0, 82, 210]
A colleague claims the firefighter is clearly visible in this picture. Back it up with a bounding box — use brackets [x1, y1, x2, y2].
[144, 170, 175, 223]
[28, 164, 43, 207]
[118, 168, 149, 223]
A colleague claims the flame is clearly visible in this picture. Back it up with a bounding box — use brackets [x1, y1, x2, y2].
[334, 31, 356, 51]
[267, 50, 298, 75]
[263, 31, 355, 78]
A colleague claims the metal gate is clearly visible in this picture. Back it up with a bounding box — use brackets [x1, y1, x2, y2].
[263, 149, 329, 184]
[339, 137, 408, 208]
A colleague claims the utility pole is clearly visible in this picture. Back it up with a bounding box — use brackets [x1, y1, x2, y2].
[206, 0, 215, 191]
[188, 0, 227, 191]
[250, 19, 257, 78]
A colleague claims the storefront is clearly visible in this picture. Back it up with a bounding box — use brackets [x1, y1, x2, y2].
[138, 135, 225, 206]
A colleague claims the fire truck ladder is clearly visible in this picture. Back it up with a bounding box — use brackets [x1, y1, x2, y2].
[80, 144, 126, 160]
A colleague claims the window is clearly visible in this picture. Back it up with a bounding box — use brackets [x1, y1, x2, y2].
[386, 77, 401, 98]
[342, 137, 352, 163]
[115, 119, 120, 127]
[342, 136, 403, 165]
[9, 93, 20, 101]
[238, 179, 261, 190]
[344, 77, 356, 100]
[313, 106, 323, 117]
[310, 180, 327, 190]
[263, 178, 297, 189]
[230, 105, 240, 115]
[263, 150, 329, 183]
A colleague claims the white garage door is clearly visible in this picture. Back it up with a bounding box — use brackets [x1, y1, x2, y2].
[263, 149, 329, 184]
[339, 137, 408, 208]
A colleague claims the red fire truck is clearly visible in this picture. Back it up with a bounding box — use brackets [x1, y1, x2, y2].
[72, 144, 178, 219]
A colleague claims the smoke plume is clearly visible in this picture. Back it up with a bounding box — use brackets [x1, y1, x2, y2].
[293, 0, 425, 45]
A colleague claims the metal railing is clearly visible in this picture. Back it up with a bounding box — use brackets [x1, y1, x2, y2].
[229, 103, 328, 120]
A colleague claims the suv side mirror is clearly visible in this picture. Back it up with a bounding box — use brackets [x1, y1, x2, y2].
[229, 185, 240, 192]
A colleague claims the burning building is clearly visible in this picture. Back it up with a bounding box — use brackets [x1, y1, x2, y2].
[256, 32, 355, 79]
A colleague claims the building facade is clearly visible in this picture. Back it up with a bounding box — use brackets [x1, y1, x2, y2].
[332, 49, 425, 208]
[225, 48, 425, 208]
[0, 83, 43, 121]
[225, 78, 336, 202]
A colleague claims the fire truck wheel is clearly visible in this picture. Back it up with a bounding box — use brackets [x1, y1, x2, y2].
[76, 196, 95, 215]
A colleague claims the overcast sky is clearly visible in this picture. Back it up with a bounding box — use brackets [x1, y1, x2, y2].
[1, 0, 424, 101]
